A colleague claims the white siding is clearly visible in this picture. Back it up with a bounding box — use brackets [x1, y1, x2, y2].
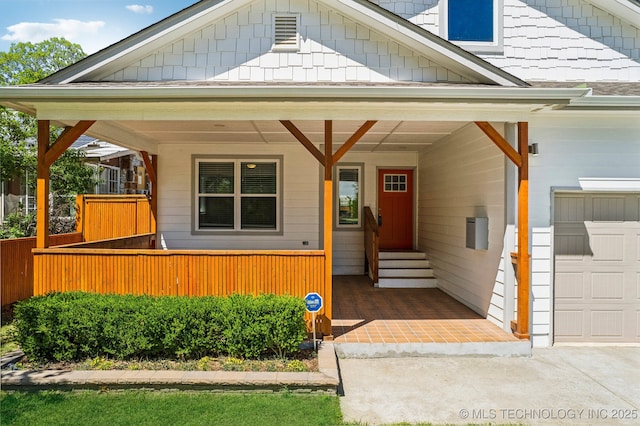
[417, 123, 506, 317]
[372, 0, 640, 82]
[528, 115, 640, 346]
[158, 142, 416, 275]
[531, 227, 552, 347]
[102, 0, 469, 83]
[333, 152, 418, 275]
[489, 0, 640, 81]
[158, 142, 321, 250]
[370, 0, 440, 29]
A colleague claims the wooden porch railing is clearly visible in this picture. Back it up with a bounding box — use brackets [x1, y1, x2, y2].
[58, 233, 156, 250]
[364, 206, 379, 283]
[0, 233, 83, 306]
[32, 245, 329, 331]
[76, 195, 153, 242]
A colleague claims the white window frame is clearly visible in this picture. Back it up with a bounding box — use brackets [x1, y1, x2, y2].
[335, 164, 363, 230]
[272, 14, 300, 52]
[193, 156, 283, 235]
[440, 0, 504, 54]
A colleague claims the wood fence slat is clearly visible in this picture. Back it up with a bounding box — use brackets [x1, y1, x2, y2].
[1, 233, 82, 306]
[32, 247, 328, 329]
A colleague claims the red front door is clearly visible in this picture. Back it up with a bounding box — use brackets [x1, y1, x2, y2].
[378, 169, 413, 250]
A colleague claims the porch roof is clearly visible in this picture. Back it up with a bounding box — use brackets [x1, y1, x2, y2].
[0, 83, 592, 154]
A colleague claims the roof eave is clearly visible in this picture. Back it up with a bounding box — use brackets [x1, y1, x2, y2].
[0, 85, 589, 104]
[564, 95, 640, 110]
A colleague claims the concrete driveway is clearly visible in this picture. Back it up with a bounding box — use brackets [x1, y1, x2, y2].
[338, 347, 640, 425]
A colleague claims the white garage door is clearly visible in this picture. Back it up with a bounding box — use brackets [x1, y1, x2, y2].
[554, 192, 640, 343]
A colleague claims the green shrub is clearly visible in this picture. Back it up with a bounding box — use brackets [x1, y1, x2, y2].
[14, 292, 307, 362]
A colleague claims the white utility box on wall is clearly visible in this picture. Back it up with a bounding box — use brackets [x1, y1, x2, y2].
[466, 217, 488, 250]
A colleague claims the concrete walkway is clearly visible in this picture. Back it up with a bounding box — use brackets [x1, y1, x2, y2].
[339, 346, 640, 425]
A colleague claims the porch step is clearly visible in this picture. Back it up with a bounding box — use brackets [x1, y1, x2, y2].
[377, 251, 437, 289]
[378, 259, 430, 269]
[377, 277, 438, 288]
[379, 268, 434, 278]
[379, 251, 426, 260]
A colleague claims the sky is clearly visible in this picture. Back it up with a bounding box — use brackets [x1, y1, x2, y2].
[0, 0, 197, 54]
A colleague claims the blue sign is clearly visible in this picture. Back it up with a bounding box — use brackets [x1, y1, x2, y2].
[304, 292, 323, 313]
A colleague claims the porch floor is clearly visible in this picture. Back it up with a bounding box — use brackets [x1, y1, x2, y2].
[332, 275, 519, 345]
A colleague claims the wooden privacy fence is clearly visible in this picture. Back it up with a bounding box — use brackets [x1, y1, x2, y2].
[0, 233, 82, 306]
[76, 195, 153, 242]
[33, 247, 331, 334]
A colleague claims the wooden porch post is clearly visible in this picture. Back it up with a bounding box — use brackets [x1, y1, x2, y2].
[515, 122, 530, 339]
[475, 121, 530, 340]
[323, 121, 334, 337]
[280, 120, 377, 338]
[141, 151, 158, 237]
[36, 120, 51, 249]
[35, 120, 96, 248]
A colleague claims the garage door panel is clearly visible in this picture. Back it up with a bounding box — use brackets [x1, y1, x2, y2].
[591, 234, 624, 261]
[555, 196, 585, 222]
[555, 234, 588, 259]
[591, 310, 624, 337]
[555, 272, 585, 299]
[554, 192, 640, 343]
[591, 273, 624, 300]
[592, 196, 625, 222]
[555, 310, 584, 338]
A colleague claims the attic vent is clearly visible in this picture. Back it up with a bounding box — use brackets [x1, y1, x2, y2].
[273, 14, 299, 51]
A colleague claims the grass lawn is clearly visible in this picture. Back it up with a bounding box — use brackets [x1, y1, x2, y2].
[0, 390, 343, 426]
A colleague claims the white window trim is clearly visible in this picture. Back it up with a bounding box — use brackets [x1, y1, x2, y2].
[272, 14, 300, 52]
[192, 156, 283, 235]
[334, 163, 363, 231]
[440, 0, 504, 54]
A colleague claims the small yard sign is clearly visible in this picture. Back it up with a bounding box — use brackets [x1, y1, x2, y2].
[304, 292, 323, 313]
[304, 292, 323, 350]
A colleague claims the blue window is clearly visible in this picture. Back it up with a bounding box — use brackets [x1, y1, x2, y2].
[448, 0, 494, 42]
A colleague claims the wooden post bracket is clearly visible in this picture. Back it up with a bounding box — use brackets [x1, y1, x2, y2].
[36, 120, 95, 248]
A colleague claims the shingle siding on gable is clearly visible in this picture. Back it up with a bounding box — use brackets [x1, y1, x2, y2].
[371, 0, 440, 29]
[371, 0, 640, 82]
[101, 0, 470, 83]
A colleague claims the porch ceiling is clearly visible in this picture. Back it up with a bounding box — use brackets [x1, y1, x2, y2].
[66, 119, 469, 153]
[1, 84, 594, 154]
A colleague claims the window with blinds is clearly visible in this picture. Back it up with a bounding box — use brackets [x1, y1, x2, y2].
[196, 159, 280, 232]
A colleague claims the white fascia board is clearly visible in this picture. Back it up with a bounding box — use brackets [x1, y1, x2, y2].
[35, 101, 540, 122]
[588, 0, 640, 29]
[0, 85, 590, 103]
[332, 0, 523, 86]
[50, 0, 252, 83]
[579, 178, 640, 191]
[566, 95, 640, 109]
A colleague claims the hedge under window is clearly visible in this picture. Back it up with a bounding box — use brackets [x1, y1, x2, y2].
[196, 159, 280, 231]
